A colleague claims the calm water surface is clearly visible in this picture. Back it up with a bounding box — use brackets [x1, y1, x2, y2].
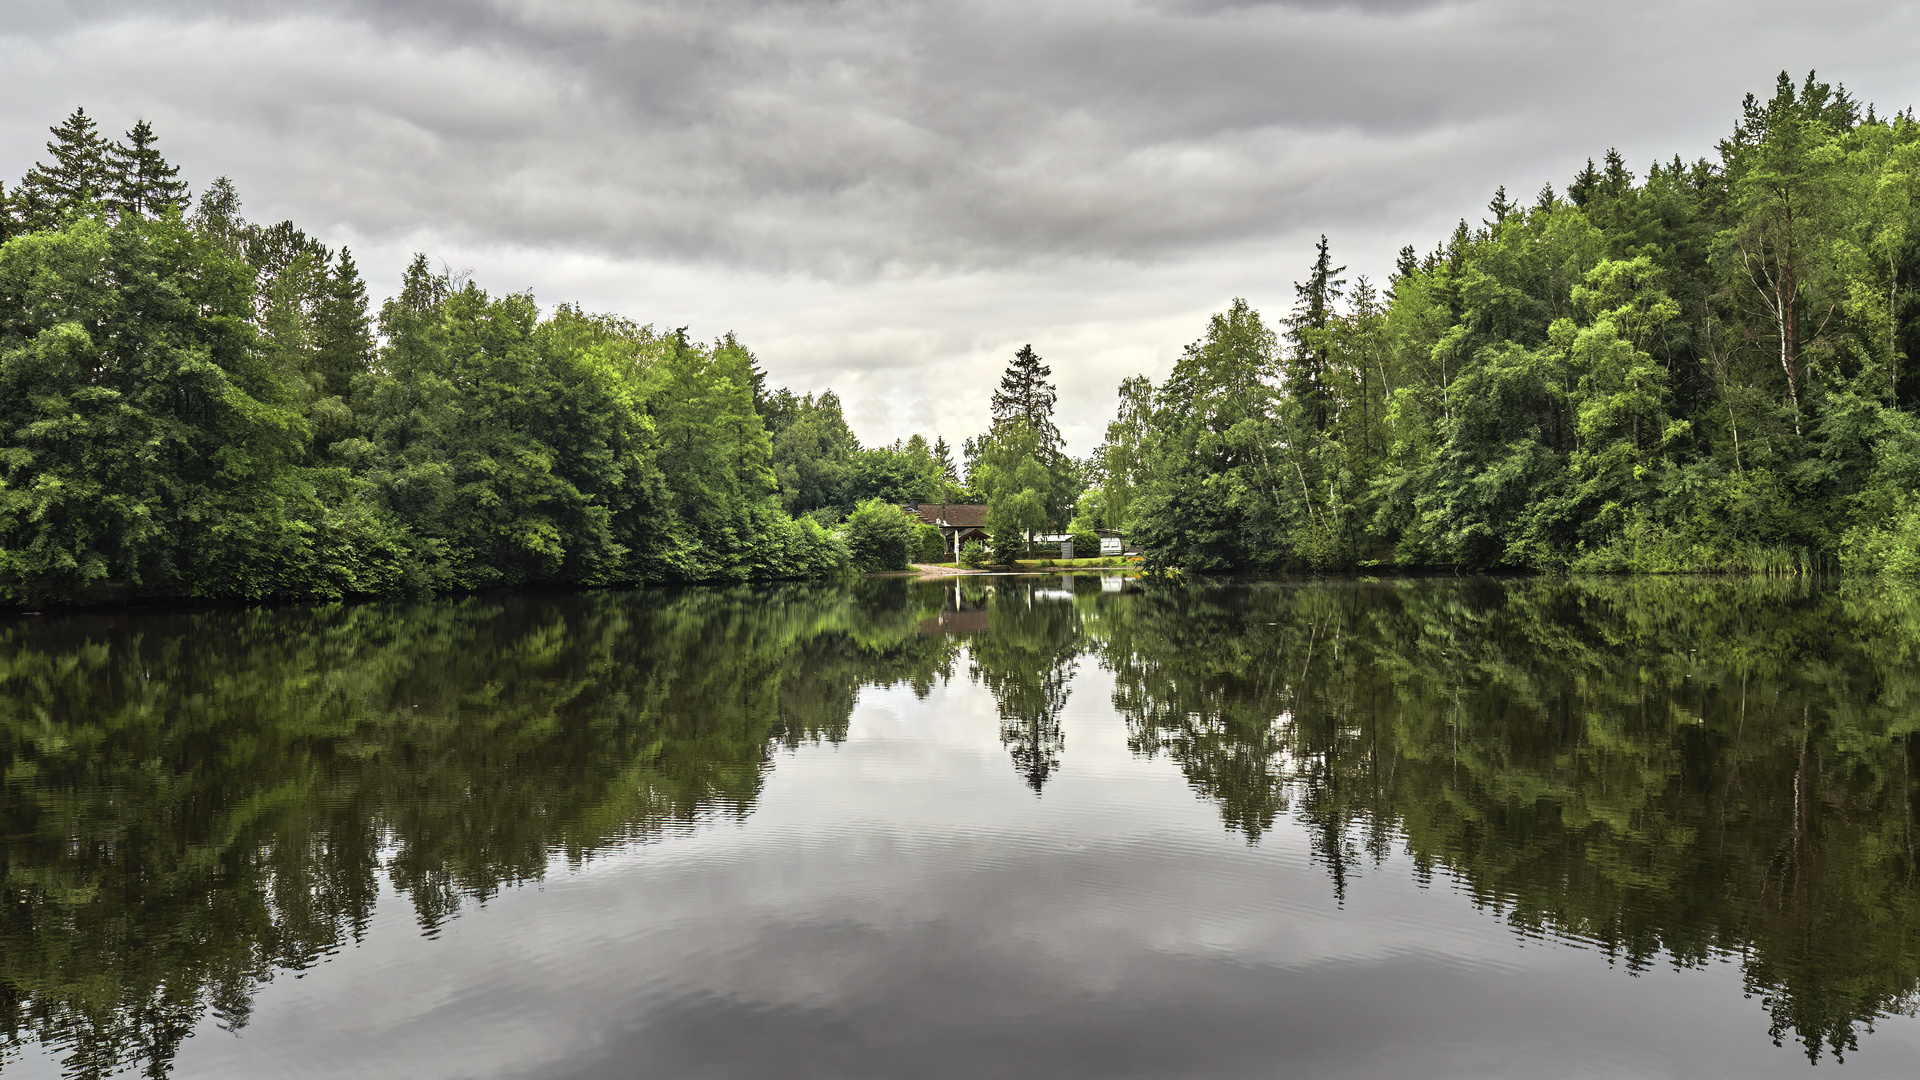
[4, 576, 1920, 1078]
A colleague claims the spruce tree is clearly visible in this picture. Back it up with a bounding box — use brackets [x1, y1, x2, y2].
[932, 436, 957, 483]
[0, 179, 16, 244]
[989, 344, 1062, 458]
[1568, 157, 1600, 206]
[18, 107, 114, 227]
[1601, 148, 1634, 198]
[313, 248, 374, 400]
[1288, 235, 1346, 433]
[108, 119, 189, 218]
[1393, 244, 1418, 283]
[1485, 185, 1513, 228]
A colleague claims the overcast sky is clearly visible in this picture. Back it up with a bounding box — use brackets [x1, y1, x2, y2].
[6, 0, 1920, 453]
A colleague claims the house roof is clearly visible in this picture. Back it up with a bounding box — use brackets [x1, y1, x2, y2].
[903, 502, 989, 528]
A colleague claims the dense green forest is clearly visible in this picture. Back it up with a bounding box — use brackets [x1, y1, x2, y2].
[10, 71, 1920, 601]
[1080, 72, 1920, 574]
[0, 109, 986, 604]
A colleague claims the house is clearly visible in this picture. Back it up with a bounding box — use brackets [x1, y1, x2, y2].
[900, 501, 990, 559]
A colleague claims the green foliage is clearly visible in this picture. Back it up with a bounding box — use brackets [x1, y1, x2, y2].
[0, 113, 850, 603]
[989, 523, 1023, 566]
[1071, 531, 1099, 558]
[841, 498, 912, 572]
[911, 520, 945, 563]
[763, 388, 856, 514]
[1098, 73, 1920, 575]
[959, 539, 989, 569]
[0, 213, 329, 603]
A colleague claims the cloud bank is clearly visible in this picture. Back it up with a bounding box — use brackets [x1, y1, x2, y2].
[5, 0, 1919, 449]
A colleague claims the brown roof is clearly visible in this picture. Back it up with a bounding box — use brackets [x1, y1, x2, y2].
[904, 502, 989, 528]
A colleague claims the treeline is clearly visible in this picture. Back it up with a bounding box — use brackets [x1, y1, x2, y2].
[1072, 72, 1920, 573]
[16, 71, 1920, 598]
[0, 109, 999, 605]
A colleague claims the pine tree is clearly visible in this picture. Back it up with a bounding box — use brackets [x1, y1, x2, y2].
[1601, 148, 1634, 198]
[1288, 235, 1347, 433]
[932, 436, 958, 483]
[989, 345, 1063, 458]
[0, 179, 16, 244]
[1534, 182, 1557, 214]
[314, 248, 374, 400]
[1568, 157, 1600, 207]
[1393, 244, 1418, 283]
[1485, 185, 1514, 228]
[18, 107, 114, 227]
[108, 119, 189, 218]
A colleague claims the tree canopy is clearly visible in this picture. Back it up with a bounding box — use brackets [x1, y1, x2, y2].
[1079, 72, 1920, 576]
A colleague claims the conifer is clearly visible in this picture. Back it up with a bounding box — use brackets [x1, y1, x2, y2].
[1485, 185, 1513, 228]
[990, 345, 1063, 458]
[1568, 157, 1600, 206]
[1393, 244, 1418, 282]
[1288, 235, 1347, 432]
[314, 248, 375, 399]
[19, 107, 113, 226]
[108, 119, 189, 218]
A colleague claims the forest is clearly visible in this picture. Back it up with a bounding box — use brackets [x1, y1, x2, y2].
[0, 109, 978, 604]
[1083, 72, 1920, 575]
[7, 70, 1920, 602]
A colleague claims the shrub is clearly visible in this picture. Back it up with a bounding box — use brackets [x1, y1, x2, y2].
[842, 499, 912, 571]
[1071, 532, 1100, 559]
[989, 526, 1022, 567]
[912, 521, 946, 563]
[959, 540, 989, 569]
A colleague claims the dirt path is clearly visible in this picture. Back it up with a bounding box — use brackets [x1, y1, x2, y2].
[909, 563, 984, 578]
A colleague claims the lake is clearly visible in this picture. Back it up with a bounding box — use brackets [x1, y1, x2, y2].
[3, 575, 1920, 1078]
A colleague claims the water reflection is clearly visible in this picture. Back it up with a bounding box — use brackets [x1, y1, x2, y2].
[1, 576, 1918, 1074]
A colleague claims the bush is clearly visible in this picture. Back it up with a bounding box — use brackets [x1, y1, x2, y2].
[912, 521, 946, 563]
[989, 526, 1022, 567]
[1071, 532, 1100, 559]
[842, 499, 913, 571]
[959, 540, 989, 570]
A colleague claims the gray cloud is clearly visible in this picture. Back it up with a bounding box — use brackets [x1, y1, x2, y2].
[6, 0, 1920, 449]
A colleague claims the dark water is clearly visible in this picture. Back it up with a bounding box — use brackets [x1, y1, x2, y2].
[4, 575, 1920, 1079]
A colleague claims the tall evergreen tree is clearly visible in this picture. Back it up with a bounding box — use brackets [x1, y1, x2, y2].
[1393, 244, 1418, 284]
[1485, 185, 1514, 228]
[18, 107, 114, 228]
[313, 248, 374, 401]
[107, 120, 189, 218]
[989, 344, 1063, 457]
[932, 436, 958, 483]
[1288, 235, 1347, 433]
[1568, 157, 1601, 207]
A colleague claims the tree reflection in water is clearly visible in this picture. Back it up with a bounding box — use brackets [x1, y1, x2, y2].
[1, 575, 1918, 1074]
